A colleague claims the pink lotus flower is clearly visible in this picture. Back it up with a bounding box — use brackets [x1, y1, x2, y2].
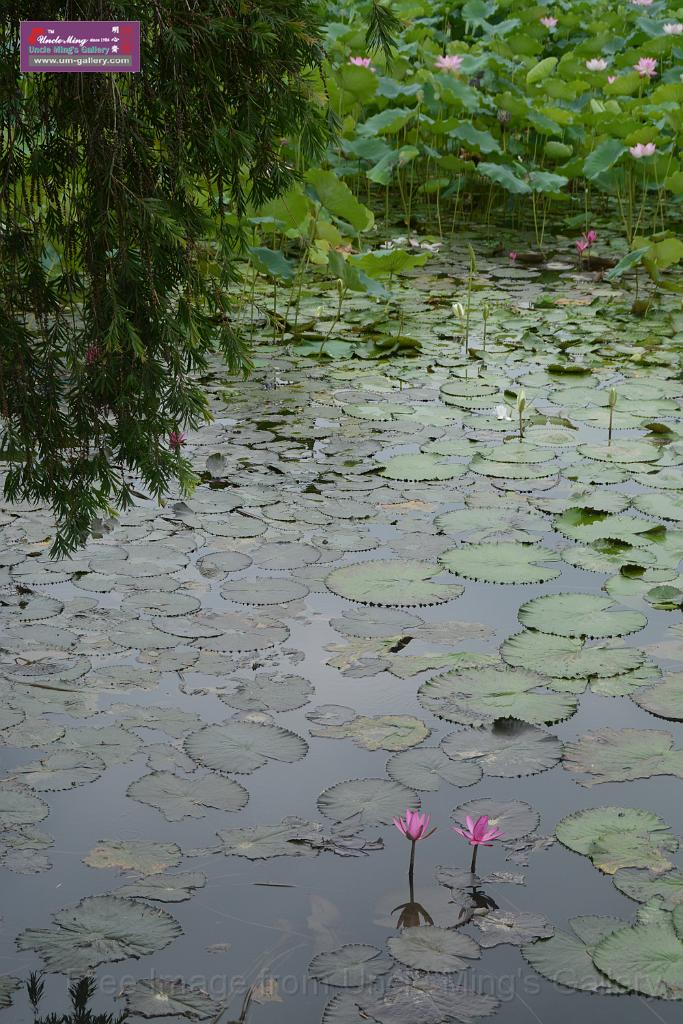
[436, 54, 463, 72]
[169, 431, 187, 451]
[607, 75, 617, 84]
[453, 815, 506, 847]
[508, 251, 518, 261]
[586, 58, 608, 71]
[576, 239, 589, 255]
[348, 56, 373, 68]
[634, 57, 657, 78]
[630, 142, 656, 158]
[540, 16, 557, 29]
[664, 23, 683, 35]
[393, 809, 434, 842]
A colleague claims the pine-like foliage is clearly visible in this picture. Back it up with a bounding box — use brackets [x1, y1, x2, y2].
[0, 2, 330, 555]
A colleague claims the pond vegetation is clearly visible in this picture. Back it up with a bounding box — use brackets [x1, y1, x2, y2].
[1, 0, 683, 1022]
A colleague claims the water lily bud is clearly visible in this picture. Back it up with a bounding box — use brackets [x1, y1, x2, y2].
[452, 302, 466, 319]
[608, 387, 618, 409]
[516, 388, 526, 414]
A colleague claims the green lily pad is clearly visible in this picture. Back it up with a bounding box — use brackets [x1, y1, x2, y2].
[613, 868, 683, 911]
[521, 916, 626, 993]
[12, 751, 105, 792]
[386, 747, 482, 791]
[0, 785, 49, 827]
[563, 728, 683, 786]
[501, 631, 645, 678]
[184, 721, 308, 774]
[441, 722, 562, 777]
[474, 911, 553, 948]
[517, 593, 647, 638]
[127, 771, 248, 821]
[452, 799, 539, 841]
[592, 918, 683, 999]
[418, 667, 577, 726]
[310, 714, 429, 751]
[317, 777, 419, 826]
[379, 454, 466, 482]
[219, 673, 314, 713]
[439, 542, 561, 584]
[116, 871, 207, 903]
[17, 895, 182, 972]
[633, 673, 683, 721]
[84, 839, 182, 875]
[121, 978, 220, 1020]
[358, 974, 499, 1024]
[387, 926, 480, 973]
[556, 806, 678, 875]
[309, 944, 393, 987]
[216, 818, 320, 860]
[326, 559, 463, 606]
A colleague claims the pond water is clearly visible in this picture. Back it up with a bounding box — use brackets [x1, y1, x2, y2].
[1, 235, 682, 1022]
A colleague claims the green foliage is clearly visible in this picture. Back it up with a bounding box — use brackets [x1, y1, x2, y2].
[0, 0, 330, 555]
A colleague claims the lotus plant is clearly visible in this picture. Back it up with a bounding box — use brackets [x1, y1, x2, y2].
[516, 388, 527, 440]
[453, 815, 506, 873]
[664, 23, 683, 35]
[393, 809, 436, 882]
[630, 142, 656, 159]
[540, 16, 557, 30]
[586, 58, 608, 71]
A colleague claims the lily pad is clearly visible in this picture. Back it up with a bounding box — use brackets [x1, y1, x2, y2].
[563, 728, 683, 786]
[441, 721, 562, 777]
[556, 806, 678, 875]
[13, 751, 105, 792]
[633, 673, 683, 721]
[121, 978, 220, 1020]
[452, 799, 539, 841]
[358, 971, 499, 1024]
[439, 542, 561, 585]
[521, 916, 626, 993]
[613, 868, 683, 911]
[309, 944, 393, 987]
[216, 817, 320, 860]
[387, 747, 482, 791]
[380, 454, 466, 482]
[310, 714, 429, 751]
[317, 778, 419, 826]
[219, 577, 309, 605]
[418, 668, 577, 726]
[387, 927, 480, 973]
[326, 559, 463, 606]
[116, 871, 207, 903]
[84, 839, 182, 875]
[219, 673, 313, 713]
[0, 785, 49, 827]
[17, 895, 182, 972]
[592, 918, 683, 999]
[184, 721, 308, 774]
[127, 771, 249, 821]
[517, 593, 647, 639]
[474, 911, 553, 948]
[501, 631, 645, 679]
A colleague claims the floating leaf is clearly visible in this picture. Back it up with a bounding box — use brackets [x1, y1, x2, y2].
[0, 785, 48, 827]
[358, 971, 499, 1024]
[592, 918, 683, 999]
[84, 839, 181, 875]
[387, 747, 482, 791]
[441, 722, 562, 777]
[13, 751, 105, 792]
[121, 978, 219, 1020]
[418, 668, 576, 726]
[439, 542, 561, 585]
[127, 771, 248, 821]
[309, 944, 392, 987]
[219, 673, 313, 713]
[387, 927, 480, 973]
[474, 910, 553, 948]
[633, 673, 683, 721]
[517, 593, 647, 639]
[317, 778, 418, 825]
[310, 714, 429, 751]
[501, 631, 645, 678]
[563, 728, 683, 786]
[379, 454, 465, 482]
[17, 895, 182, 972]
[216, 817, 320, 860]
[613, 868, 683, 911]
[116, 871, 207, 903]
[326, 559, 463, 606]
[184, 721, 308, 774]
[522, 916, 626, 993]
[556, 806, 678, 875]
[452, 799, 539, 841]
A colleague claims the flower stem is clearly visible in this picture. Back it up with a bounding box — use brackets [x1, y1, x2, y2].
[470, 845, 478, 875]
[408, 840, 416, 888]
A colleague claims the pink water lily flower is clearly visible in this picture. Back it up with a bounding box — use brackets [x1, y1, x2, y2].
[607, 75, 617, 84]
[348, 56, 373, 68]
[634, 57, 657, 78]
[586, 58, 608, 71]
[453, 815, 506, 847]
[436, 54, 463, 72]
[664, 23, 683, 35]
[630, 142, 656, 158]
[169, 430, 187, 451]
[393, 809, 434, 842]
[576, 239, 590, 255]
[540, 16, 557, 29]
[508, 250, 518, 261]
